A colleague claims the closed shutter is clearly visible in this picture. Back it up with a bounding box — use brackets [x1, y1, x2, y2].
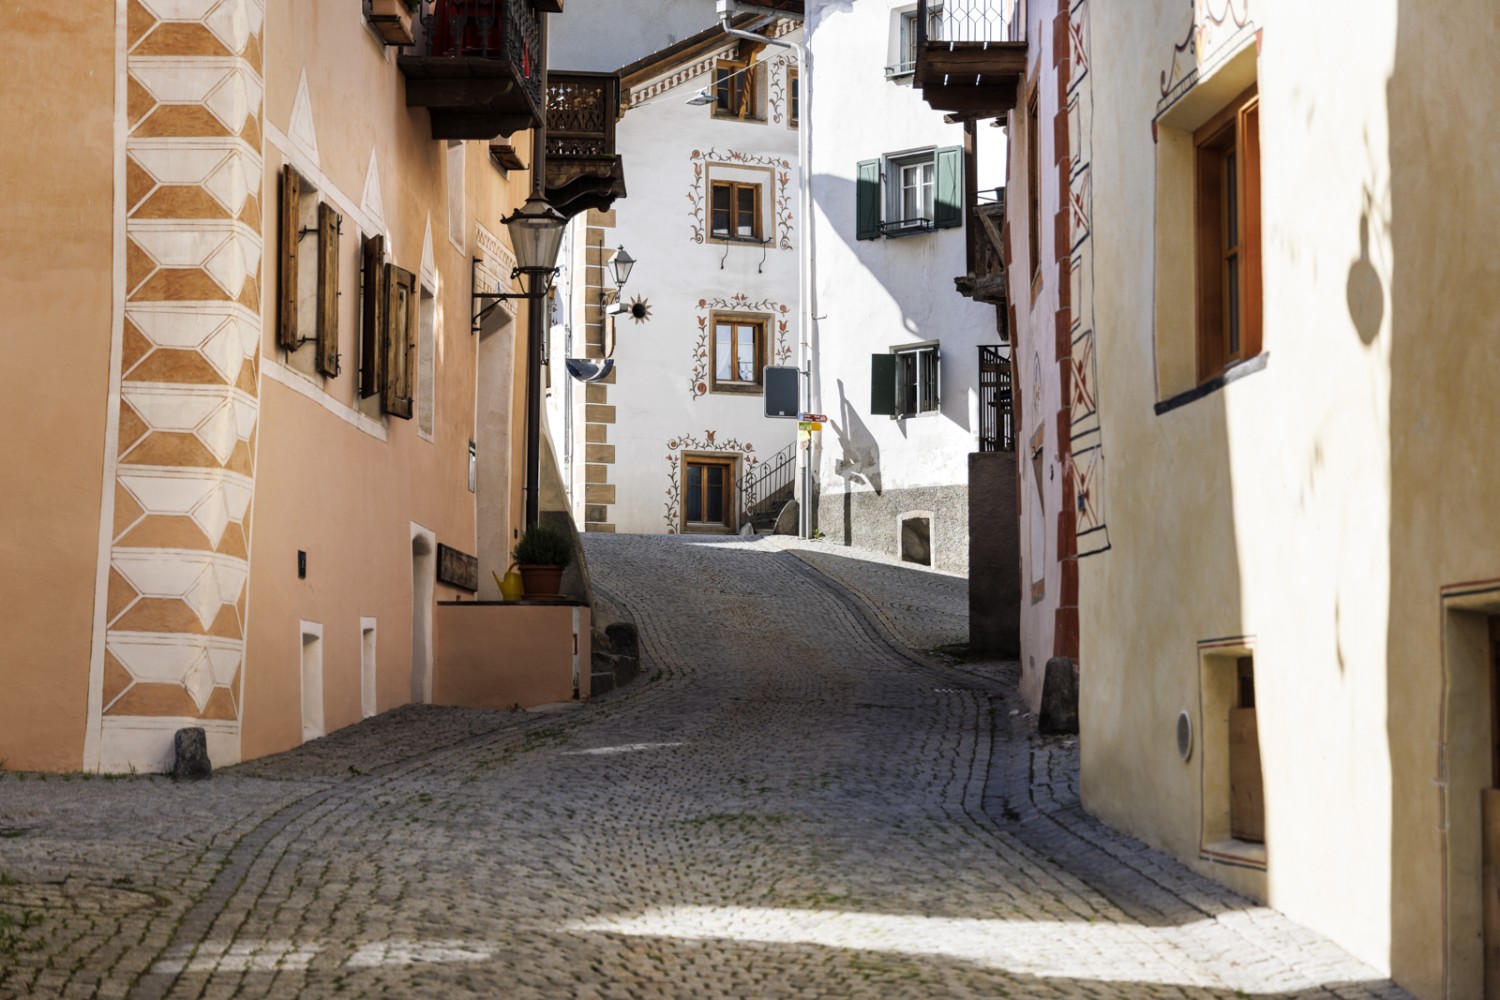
[278, 166, 301, 349]
[359, 235, 386, 398]
[870, 353, 896, 416]
[384, 265, 416, 419]
[933, 145, 963, 229]
[856, 158, 881, 240]
[316, 202, 341, 377]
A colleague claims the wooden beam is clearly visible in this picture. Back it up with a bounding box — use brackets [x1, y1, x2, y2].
[916, 41, 1028, 83]
[917, 81, 1019, 115]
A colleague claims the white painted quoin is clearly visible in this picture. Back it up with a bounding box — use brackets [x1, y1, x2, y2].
[548, 21, 802, 535]
[804, 0, 1006, 572]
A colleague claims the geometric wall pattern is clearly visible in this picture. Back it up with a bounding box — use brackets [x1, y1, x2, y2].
[98, 0, 265, 758]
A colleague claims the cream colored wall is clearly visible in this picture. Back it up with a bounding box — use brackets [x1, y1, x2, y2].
[0, 5, 119, 771]
[1078, 0, 1500, 995]
[1009, 1, 1063, 709]
[240, 4, 537, 761]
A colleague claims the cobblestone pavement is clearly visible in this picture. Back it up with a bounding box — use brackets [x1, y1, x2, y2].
[0, 534, 1410, 999]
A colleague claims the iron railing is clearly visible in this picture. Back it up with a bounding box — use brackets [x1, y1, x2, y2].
[546, 73, 619, 159]
[917, 0, 1023, 46]
[415, 0, 543, 109]
[978, 345, 1014, 452]
[738, 443, 797, 520]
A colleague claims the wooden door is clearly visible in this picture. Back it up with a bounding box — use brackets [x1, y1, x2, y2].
[1229, 656, 1265, 843]
[1485, 619, 1500, 997]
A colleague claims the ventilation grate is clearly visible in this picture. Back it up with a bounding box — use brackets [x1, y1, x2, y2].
[1176, 710, 1193, 762]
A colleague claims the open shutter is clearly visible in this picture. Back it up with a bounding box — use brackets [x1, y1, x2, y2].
[383, 265, 416, 419]
[278, 166, 301, 349]
[933, 145, 963, 230]
[856, 158, 882, 240]
[316, 202, 341, 377]
[359, 235, 386, 398]
[870, 353, 897, 416]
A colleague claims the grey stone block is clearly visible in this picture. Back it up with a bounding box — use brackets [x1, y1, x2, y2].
[172, 727, 212, 780]
[1038, 657, 1079, 735]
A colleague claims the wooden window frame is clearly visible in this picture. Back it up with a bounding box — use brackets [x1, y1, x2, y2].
[895, 342, 941, 417]
[681, 454, 738, 533]
[1194, 84, 1262, 383]
[708, 312, 767, 395]
[714, 58, 763, 122]
[710, 180, 763, 243]
[788, 67, 799, 127]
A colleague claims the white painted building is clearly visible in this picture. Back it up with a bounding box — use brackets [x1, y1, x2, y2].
[804, 0, 1006, 573]
[548, 19, 803, 535]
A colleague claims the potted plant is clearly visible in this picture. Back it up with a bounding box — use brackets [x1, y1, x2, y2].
[512, 524, 573, 601]
[368, 0, 420, 46]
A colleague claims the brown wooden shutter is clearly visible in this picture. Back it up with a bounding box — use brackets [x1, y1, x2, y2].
[278, 166, 302, 349]
[359, 235, 386, 399]
[383, 265, 416, 419]
[316, 202, 341, 377]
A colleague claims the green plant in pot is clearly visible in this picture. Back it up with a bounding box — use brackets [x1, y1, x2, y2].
[512, 524, 573, 601]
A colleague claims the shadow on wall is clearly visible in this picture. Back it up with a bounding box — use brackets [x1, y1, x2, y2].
[830, 377, 882, 546]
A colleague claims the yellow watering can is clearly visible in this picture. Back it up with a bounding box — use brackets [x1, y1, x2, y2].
[493, 564, 525, 603]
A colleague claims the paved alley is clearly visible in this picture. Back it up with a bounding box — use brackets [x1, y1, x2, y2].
[0, 535, 1408, 999]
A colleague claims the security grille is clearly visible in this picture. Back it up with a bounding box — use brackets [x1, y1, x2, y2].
[978, 345, 1013, 452]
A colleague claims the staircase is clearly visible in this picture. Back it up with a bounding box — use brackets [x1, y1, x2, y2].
[738, 443, 797, 534]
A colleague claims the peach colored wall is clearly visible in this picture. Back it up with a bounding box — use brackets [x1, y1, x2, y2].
[433, 603, 590, 709]
[239, 5, 540, 762]
[0, 7, 119, 770]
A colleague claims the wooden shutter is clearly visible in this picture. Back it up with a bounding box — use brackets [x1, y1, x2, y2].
[359, 235, 386, 398]
[933, 145, 963, 229]
[316, 202, 341, 377]
[870, 353, 896, 416]
[278, 166, 301, 349]
[856, 159, 881, 240]
[383, 265, 416, 419]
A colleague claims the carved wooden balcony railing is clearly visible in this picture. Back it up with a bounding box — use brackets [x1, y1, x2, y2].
[915, 0, 1027, 116]
[544, 72, 626, 218]
[955, 193, 1006, 305]
[398, 0, 545, 140]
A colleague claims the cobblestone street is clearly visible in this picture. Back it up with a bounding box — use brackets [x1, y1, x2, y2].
[0, 535, 1408, 999]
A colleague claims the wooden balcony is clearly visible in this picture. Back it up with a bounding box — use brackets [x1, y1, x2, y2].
[398, 0, 544, 140]
[544, 72, 626, 218]
[955, 195, 1007, 305]
[914, 0, 1027, 116]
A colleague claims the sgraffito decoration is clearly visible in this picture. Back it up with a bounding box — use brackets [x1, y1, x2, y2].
[1158, 0, 1255, 119]
[689, 295, 793, 399]
[767, 54, 792, 125]
[663, 432, 758, 532]
[1065, 0, 1109, 557]
[688, 149, 795, 250]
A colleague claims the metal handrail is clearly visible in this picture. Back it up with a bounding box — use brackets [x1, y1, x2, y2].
[737, 443, 797, 518]
[916, 0, 1021, 47]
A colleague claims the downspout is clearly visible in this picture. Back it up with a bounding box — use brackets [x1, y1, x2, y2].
[716, 2, 813, 538]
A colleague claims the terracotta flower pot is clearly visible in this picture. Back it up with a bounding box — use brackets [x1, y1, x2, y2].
[368, 0, 415, 45]
[517, 564, 565, 602]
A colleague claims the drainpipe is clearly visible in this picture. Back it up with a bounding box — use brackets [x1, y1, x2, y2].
[716, 1, 814, 538]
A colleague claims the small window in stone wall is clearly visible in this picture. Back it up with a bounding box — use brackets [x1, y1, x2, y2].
[899, 512, 933, 566]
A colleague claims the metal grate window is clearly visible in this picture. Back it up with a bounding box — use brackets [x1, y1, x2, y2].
[978, 345, 1013, 452]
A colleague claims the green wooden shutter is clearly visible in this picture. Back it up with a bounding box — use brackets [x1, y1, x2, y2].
[933, 145, 963, 230]
[315, 202, 341, 378]
[277, 166, 301, 349]
[856, 158, 882, 240]
[870, 353, 897, 416]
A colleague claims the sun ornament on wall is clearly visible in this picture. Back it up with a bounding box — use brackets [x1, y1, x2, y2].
[627, 295, 652, 324]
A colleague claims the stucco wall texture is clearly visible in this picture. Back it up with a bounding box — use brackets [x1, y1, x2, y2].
[817, 482, 969, 574]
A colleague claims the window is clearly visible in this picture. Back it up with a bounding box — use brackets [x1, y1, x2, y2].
[1026, 84, 1040, 287]
[890, 5, 942, 78]
[714, 58, 764, 121]
[711, 315, 766, 393]
[870, 342, 940, 417]
[788, 67, 799, 126]
[856, 147, 962, 239]
[277, 165, 341, 379]
[1195, 84, 1262, 381]
[711, 181, 762, 241]
[683, 456, 736, 532]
